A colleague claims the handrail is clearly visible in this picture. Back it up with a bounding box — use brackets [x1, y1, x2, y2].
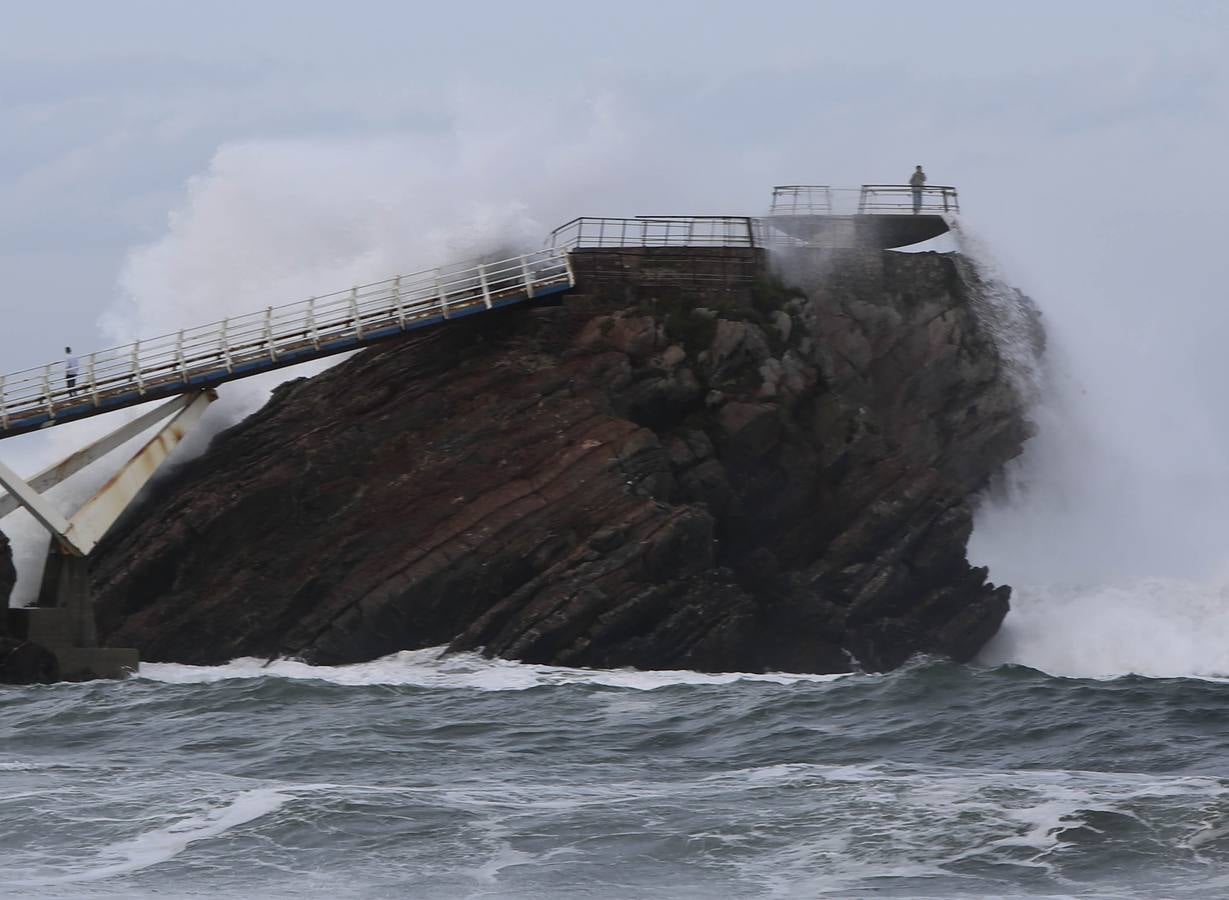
[770, 185, 833, 216]
[768, 184, 961, 217]
[0, 247, 573, 436]
[857, 184, 960, 215]
[548, 216, 757, 250]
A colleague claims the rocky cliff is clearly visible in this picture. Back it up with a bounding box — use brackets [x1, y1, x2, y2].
[0, 530, 60, 683]
[81, 246, 1039, 674]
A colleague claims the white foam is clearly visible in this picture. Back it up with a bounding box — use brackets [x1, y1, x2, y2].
[140, 647, 851, 690]
[723, 761, 1229, 898]
[16, 787, 291, 886]
[980, 578, 1229, 680]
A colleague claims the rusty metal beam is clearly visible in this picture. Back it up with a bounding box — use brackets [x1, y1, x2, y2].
[61, 390, 215, 556]
[0, 393, 196, 521]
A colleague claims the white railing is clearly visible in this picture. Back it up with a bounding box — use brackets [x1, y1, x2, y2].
[857, 184, 960, 215]
[767, 184, 961, 217]
[0, 248, 572, 433]
[549, 216, 758, 249]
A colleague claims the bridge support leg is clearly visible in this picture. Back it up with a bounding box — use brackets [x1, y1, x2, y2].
[0, 389, 216, 680]
[37, 543, 95, 646]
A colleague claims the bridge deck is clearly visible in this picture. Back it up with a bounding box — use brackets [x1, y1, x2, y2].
[0, 249, 572, 439]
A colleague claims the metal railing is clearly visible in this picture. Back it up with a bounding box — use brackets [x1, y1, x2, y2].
[0, 248, 573, 435]
[548, 216, 758, 250]
[857, 184, 960, 214]
[767, 184, 960, 217]
[769, 185, 833, 215]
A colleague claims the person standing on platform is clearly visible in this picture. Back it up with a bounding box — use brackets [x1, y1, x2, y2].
[64, 347, 79, 397]
[909, 165, 927, 214]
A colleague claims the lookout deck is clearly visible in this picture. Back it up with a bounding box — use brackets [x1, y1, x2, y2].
[764, 184, 959, 249]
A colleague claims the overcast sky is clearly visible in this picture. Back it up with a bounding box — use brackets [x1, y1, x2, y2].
[2, 0, 1229, 583]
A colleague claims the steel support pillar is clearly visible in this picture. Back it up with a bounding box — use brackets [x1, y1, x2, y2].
[0, 389, 215, 680]
[0, 389, 215, 556]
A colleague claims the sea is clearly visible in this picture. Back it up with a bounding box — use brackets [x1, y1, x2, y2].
[6, 237, 1228, 898]
[5, 578, 1229, 900]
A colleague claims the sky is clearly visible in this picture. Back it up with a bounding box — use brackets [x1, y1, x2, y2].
[2, 0, 1229, 593]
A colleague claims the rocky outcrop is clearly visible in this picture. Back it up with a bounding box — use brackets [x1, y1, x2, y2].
[0, 531, 61, 685]
[89, 247, 1040, 674]
[0, 531, 15, 625]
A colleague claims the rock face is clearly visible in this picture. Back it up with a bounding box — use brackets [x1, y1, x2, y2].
[90, 247, 1040, 673]
[0, 530, 61, 685]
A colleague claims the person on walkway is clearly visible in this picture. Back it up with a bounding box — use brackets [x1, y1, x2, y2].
[64, 347, 79, 397]
[909, 165, 927, 214]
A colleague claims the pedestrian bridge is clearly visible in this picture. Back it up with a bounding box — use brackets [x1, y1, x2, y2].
[0, 248, 575, 440]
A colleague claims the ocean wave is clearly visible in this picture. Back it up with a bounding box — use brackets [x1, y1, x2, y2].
[12, 787, 292, 887]
[138, 648, 853, 691]
[980, 578, 1229, 680]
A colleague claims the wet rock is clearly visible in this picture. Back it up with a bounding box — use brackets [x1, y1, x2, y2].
[0, 531, 13, 636]
[771, 310, 792, 343]
[0, 532, 59, 685]
[0, 638, 60, 685]
[89, 248, 1041, 675]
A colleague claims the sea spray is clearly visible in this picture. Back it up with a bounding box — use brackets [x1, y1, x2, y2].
[951, 220, 1046, 410]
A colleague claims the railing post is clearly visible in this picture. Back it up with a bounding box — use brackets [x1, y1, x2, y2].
[745, 216, 756, 249]
[88, 353, 98, 407]
[349, 287, 363, 339]
[521, 256, 536, 299]
[42, 365, 53, 418]
[436, 269, 449, 319]
[393, 276, 406, 326]
[221, 319, 233, 373]
[132, 340, 145, 395]
[307, 299, 319, 349]
[0, 375, 7, 429]
[265, 307, 276, 361]
[478, 264, 492, 309]
[176, 329, 187, 382]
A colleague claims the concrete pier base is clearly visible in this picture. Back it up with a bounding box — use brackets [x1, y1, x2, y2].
[6, 543, 140, 681]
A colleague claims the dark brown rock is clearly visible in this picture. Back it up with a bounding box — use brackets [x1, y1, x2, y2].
[88, 247, 1041, 674]
[0, 637, 60, 685]
[0, 530, 61, 685]
[0, 530, 13, 637]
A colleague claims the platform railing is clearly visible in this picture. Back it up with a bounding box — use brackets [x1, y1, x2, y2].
[548, 216, 758, 250]
[767, 184, 961, 217]
[0, 247, 572, 432]
[857, 185, 960, 215]
[769, 185, 833, 216]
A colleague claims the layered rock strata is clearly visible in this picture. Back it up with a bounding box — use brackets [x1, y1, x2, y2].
[88, 247, 1040, 673]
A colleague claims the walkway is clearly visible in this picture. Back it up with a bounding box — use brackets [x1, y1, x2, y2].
[0, 248, 573, 439]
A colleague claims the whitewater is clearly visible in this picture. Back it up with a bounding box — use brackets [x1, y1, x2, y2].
[3, 648, 1229, 899]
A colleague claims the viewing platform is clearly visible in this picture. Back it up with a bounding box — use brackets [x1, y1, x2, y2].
[763, 184, 959, 249]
